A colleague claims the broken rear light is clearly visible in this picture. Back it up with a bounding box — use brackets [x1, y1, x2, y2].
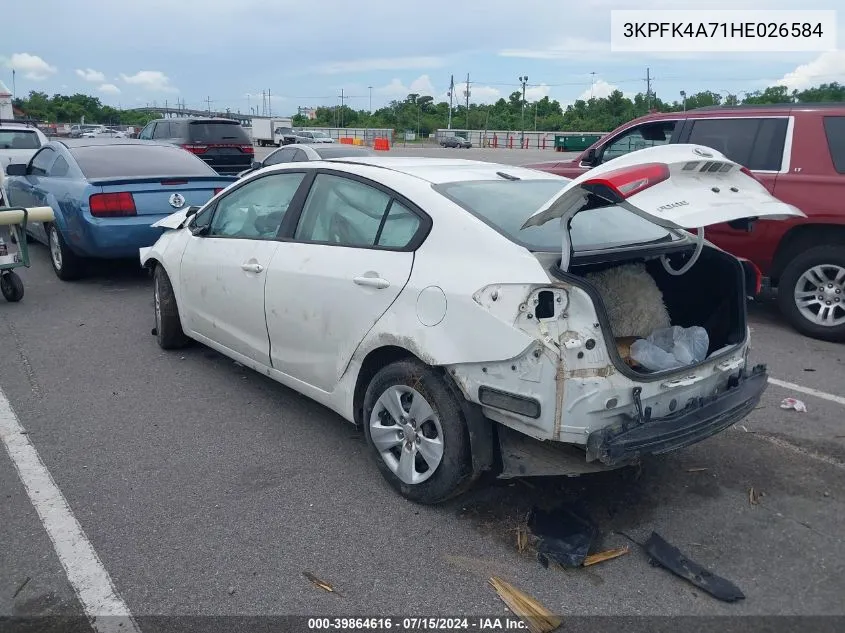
[583, 162, 670, 200]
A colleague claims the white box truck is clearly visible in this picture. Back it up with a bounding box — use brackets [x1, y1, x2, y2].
[251, 117, 293, 146]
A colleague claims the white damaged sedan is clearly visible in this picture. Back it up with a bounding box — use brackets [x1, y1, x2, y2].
[140, 145, 803, 503]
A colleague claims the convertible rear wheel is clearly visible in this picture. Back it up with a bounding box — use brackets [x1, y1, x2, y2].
[153, 265, 190, 349]
[47, 223, 84, 281]
[363, 359, 474, 504]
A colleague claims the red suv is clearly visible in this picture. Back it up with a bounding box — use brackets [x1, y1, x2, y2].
[526, 104, 845, 342]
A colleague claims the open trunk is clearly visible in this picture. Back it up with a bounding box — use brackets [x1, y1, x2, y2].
[559, 244, 747, 376]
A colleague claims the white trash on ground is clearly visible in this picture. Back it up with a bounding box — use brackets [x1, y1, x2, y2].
[780, 397, 807, 412]
[630, 325, 710, 372]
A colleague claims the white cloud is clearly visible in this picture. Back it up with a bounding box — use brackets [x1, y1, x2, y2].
[409, 75, 436, 96]
[315, 56, 446, 75]
[98, 83, 121, 95]
[526, 83, 551, 101]
[577, 79, 619, 101]
[76, 68, 105, 82]
[774, 51, 845, 92]
[2, 53, 57, 80]
[119, 70, 177, 92]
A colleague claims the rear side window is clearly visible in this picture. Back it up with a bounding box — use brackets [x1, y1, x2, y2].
[823, 116, 845, 174]
[72, 145, 217, 178]
[686, 117, 787, 171]
[152, 122, 171, 139]
[29, 147, 56, 176]
[50, 156, 70, 177]
[0, 130, 41, 150]
[189, 121, 249, 143]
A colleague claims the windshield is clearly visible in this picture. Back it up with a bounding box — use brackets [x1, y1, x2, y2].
[188, 121, 249, 143]
[312, 131, 329, 138]
[435, 179, 674, 252]
[0, 130, 41, 150]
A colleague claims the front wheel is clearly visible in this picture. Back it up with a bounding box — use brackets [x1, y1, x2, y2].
[153, 265, 190, 349]
[778, 245, 845, 342]
[362, 359, 474, 504]
[0, 271, 24, 302]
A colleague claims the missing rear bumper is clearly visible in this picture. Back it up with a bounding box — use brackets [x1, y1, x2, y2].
[586, 364, 768, 466]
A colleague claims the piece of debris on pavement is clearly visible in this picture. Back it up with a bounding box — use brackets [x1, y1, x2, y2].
[488, 576, 562, 633]
[583, 546, 630, 567]
[303, 571, 336, 593]
[528, 505, 597, 568]
[780, 397, 807, 412]
[686, 467, 708, 473]
[516, 525, 530, 553]
[643, 532, 745, 603]
[749, 487, 761, 506]
[227, 586, 236, 595]
[12, 576, 31, 599]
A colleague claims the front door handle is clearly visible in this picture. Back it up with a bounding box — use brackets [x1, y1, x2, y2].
[241, 262, 264, 273]
[353, 275, 390, 289]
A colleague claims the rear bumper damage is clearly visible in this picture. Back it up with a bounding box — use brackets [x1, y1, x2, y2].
[585, 364, 768, 466]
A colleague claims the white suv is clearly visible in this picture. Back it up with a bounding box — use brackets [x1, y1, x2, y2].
[0, 123, 48, 175]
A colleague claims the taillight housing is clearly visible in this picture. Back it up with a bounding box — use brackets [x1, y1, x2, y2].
[214, 188, 224, 195]
[240, 144, 254, 154]
[739, 257, 763, 297]
[89, 192, 136, 217]
[739, 166, 763, 184]
[582, 162, 670, 201]
[181, 144, 208, 154]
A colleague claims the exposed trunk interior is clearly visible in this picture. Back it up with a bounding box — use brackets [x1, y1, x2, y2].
[560, 245, 747, 375]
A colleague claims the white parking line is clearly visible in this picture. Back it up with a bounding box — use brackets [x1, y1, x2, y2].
[0, 388, 141, 633]
[769, 377, 845, 407]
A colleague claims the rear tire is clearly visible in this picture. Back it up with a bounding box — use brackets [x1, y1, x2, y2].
[154, 265, 190, 350]
[362, 359, 475, 504]
[777, 245, 845, 342]
[47, 223, 85, 281]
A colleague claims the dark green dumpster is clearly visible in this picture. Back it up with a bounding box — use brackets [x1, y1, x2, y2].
[558, 134, 602, 152]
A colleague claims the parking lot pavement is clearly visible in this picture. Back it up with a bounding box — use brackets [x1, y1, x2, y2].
[1, 222, 843, 627]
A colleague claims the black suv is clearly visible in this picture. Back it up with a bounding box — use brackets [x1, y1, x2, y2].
[137, 117, 254, 174]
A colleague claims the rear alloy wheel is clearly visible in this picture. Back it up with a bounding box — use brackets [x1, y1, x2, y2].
[363, 359, 474, 504]
[153, 265, 190, 350]
[778, 245, 845, 342]
[47, 223, 84, 281]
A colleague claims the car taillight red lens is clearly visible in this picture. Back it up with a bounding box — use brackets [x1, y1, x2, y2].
[89, 192, 136, 217]
[583, 162, 670, 199]
[739, 258, 763, 296]
[240, 144, 254, 154]
[214, 188, 223, 195]
[161, 179, 188, 185]
[181, 144, 208, 154]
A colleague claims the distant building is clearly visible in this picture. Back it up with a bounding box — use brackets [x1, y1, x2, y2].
[0, 80, 13, 119]
[300, 107, 317, 120]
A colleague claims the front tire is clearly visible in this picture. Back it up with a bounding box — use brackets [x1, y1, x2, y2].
[778, 245, 845, 342]
[153, 265, 190, 349]
[47, 223, 84, 280]
[363, 359, 474, 504]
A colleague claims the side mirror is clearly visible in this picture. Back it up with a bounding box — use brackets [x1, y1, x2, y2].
[5, 163, 27, 176]
[582, 147, 598, 167]
[185, 206, 199, 218]
[189, 223, 209, 237]
[251, 160, 262, 170]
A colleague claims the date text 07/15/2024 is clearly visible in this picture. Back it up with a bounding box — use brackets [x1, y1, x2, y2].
[307, 617, 528, 631]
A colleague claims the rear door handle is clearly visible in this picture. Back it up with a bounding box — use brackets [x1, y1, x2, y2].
[241, 263, 264, 273]
[353, 276, 390, 289]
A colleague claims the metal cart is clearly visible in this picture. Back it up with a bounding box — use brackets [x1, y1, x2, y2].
[0, 206, 32, 302]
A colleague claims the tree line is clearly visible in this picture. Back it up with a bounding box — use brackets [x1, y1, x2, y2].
[13, 82, 845, 135]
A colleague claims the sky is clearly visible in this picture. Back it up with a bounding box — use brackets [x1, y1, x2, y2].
[1, 0, 843, 117]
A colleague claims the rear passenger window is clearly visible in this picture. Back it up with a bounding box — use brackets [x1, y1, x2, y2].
[50, 156, 70, 177]
[152, 122, 171, 139]
[823, 116, 845, 174]
[377, 202, 421, 248]
[686, 118, 787, 171]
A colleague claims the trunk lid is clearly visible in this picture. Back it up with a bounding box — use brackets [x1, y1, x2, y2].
[89, 176, 235, 216]
[522, 144, 805, 267]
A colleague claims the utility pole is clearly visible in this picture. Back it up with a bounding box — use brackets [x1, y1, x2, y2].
[338, 89, 345, 127]
[268, 89, 272, 117]
[464, 73, 470, 130]
[206, 96, 212, 115]
[368, 86, 373, 113]
[645, 67, 652, 110]
[11, 69, 15, 100]
[590, 71, 596, 99]
[519, 75, 528, 148]
[447, 74, 454, 130]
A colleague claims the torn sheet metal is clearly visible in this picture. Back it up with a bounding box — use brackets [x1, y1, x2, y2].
[644, 532, 745, 602]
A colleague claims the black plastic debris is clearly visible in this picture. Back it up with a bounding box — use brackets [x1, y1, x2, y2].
[528, 505, 598, 568]
[644, 532, 745, 602]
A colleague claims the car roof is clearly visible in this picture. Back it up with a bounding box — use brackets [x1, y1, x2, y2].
[315, 156, 563, 184]
[627, 102, 845, 125]
[58, 139, 175, 149]
[154, 117, 241, 124]
[0, 125, 40, 132]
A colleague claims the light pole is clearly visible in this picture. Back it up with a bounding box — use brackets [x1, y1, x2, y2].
[680, 90, 686, 112]
[519, 75, 528, 148]
[368, 86, 373, 113]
